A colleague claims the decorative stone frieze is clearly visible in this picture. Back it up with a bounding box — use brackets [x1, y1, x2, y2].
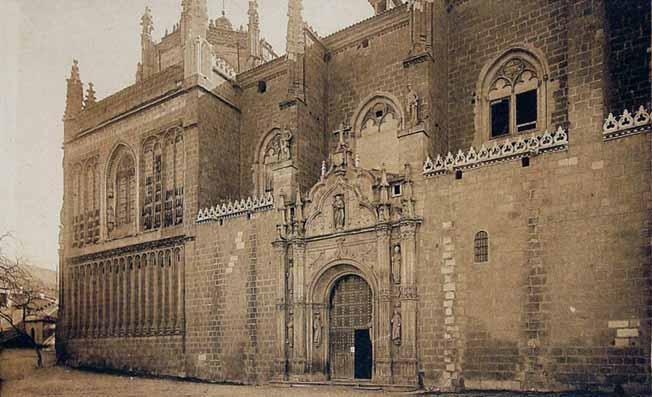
[423, 127, 568, 176]
[603, 106, 652, 141]
[196, 193, 274, 223]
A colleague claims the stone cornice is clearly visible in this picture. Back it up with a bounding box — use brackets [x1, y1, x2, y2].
[68, 235, 191, 265]
[237, 56, 288, 87]
[322, 5, 409, 55]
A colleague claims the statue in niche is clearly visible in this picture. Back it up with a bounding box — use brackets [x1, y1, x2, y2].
[287, 313, 294, 348]
[313, 313, 322, 346]
[391, 306, 402, 345]
[263, 148, 276, 193]
[107, 207, 115, 233]
[406, 84, 420, 127]
[378, 205, 387, 223]
[333, 194, 346, 230]
[279, 128, 293, 161]
[392, 244, 402, 284]
[287, 260, 294, 296]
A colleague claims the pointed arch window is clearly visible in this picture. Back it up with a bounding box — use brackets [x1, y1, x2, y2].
[107, 145, 136, 239]
[141, 128, 184, 231]
[477, 48, 550, 142]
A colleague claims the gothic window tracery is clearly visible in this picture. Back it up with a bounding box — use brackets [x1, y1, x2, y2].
[107, 145, 136, 238]
[141, 128, 184, 232]
[478, 48, 549, 142]
[72, 158, 100, 248]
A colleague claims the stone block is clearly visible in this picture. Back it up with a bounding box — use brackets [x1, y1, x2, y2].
[608, 320, 629, 329]
[616, 328, 639, 338]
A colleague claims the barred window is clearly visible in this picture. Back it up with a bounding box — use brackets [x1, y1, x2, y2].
[474, 231, 489, 263]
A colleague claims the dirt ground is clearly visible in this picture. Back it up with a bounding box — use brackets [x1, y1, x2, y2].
[0, 348, 641, 397]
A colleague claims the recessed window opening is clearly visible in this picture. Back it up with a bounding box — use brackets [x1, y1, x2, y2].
[516, 90, 537, 132]
[474, 231, 489, 263]
[392, 184, 402, 197]
[455, 170, 463, 180]
[491, 98, 510, 138]
[258, 80, 267, 93]
[375, 110, 384, 118]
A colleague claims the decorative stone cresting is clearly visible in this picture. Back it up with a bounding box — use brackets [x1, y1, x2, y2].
[196, 193, 274, 223]
[603, 106, 652, 141]
[215, 56, 237, 81]
[423, 127, 568, 176]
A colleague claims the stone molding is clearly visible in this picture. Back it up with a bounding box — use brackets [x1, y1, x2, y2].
[196, 193, 274, 223]
[603, 106, 652, 141]
[69, 235, 190, 265]
[423, 127, 568, 176]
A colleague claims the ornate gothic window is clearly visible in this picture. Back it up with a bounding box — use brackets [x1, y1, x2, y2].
[474, 231, 489, 263]
[72, 159, 100, 248]
[352, 94, 403, 173]
[72, 164, 82, 247]
[141, 128, 184, 232]
[107, 145, 136, 239]
[476, 48, 550, 142]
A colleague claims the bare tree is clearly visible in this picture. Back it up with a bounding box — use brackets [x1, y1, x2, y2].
[0, 233, 45, 368]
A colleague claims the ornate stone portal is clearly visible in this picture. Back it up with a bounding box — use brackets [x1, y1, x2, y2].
[272, 137, 422, 384]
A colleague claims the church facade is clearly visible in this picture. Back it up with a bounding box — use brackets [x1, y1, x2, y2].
[57, 0, 652, 392]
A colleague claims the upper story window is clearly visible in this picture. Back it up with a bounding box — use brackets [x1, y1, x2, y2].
[142, 128, 184, 232]
[106, 145, 136, 239]
[476, 47, 551, 144]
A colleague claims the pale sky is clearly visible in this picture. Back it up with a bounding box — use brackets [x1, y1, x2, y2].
[0, 0, 373, 271]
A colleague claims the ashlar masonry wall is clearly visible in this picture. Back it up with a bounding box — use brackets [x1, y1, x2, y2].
[185, 211, 281, 383]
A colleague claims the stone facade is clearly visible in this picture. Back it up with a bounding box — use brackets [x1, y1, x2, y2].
[57, 0, 652, 393]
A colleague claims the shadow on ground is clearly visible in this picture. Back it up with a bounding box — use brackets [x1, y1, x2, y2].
[0, 349, 645, 397]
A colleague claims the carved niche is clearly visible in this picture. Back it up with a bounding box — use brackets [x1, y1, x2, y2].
[254, 128, 294, 196]
[304, 177, 377, 238]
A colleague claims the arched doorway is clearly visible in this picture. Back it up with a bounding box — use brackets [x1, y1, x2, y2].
[328, 274, 373, 380]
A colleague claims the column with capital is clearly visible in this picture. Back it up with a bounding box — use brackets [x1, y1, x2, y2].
[375, 224, 393, 382]
[272, 240, 289, 380]
[397, 220, 419, 384]
[291, 240, 307, 377]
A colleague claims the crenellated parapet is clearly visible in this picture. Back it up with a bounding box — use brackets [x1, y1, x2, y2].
[603, 106, 652, 141]
[196, 193, 274, 223]
[423, 127, 568, 176]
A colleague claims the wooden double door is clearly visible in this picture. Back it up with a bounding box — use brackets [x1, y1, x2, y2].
[328, 275, 373, 380]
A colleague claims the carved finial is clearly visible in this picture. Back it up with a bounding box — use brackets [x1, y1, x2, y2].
[404, 163, 412, 182]
[355, 153, 361, 168]
[70, 59, 81, 82]
[321, 161, 327, 181]
[296, 186, 303, 206]
[380, 164, 389, 187]
[141, 6, 154, 37]
[84, 82, 97, 109]
[286, 0, 305, 60]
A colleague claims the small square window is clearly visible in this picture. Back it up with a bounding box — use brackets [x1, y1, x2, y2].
[516, 90, 537, 132]
[491, 98, 510, 138]
[258, 81, 267, 93]
[392, 184, 402, 197]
